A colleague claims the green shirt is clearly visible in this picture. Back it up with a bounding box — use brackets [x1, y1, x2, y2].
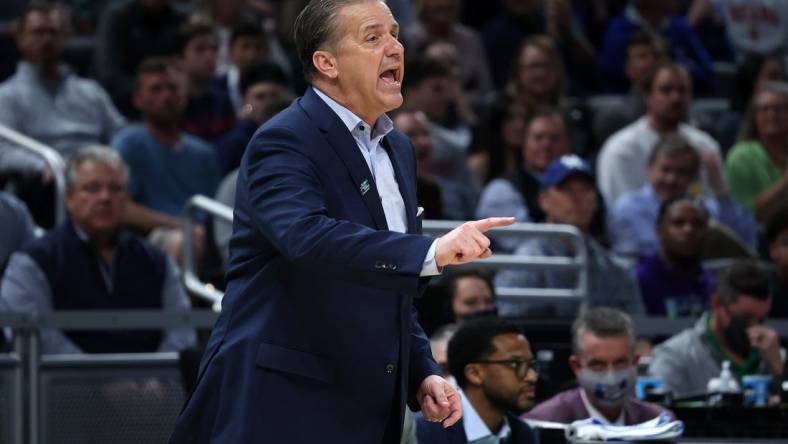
[725, 140, 782, 211]
[704, 314, 761, 379]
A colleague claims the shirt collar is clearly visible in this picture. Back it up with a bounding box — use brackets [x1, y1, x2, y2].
[579, 387, 626, 425]
[17, 60, 70, 83]
[312, 87, 394, 141]
[459, 388, 511, 442]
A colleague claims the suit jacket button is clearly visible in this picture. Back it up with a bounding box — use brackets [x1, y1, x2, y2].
[385, 363, 395, 374]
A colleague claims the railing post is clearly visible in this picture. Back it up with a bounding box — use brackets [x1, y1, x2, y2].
[27, 330, 38, 444]
[12, 334, 24, 444]
[0, 124, 67, 225]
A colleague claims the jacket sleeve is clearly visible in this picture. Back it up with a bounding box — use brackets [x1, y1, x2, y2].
[242, 125, 435, 296]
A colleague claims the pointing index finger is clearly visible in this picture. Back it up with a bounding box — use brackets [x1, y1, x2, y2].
[469, 217, 516, 233]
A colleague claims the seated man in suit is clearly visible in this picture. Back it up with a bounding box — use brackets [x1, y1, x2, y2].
[524, 308, 670, 425]
[417, 317, 539, 443]
[0, 146, 196, 354]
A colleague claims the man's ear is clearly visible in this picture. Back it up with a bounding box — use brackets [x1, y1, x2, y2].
[464, 364, 483, 386]
[568, 354, 581, 378]
[313, 50, 339, 80]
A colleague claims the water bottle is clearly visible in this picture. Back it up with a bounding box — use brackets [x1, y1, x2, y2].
[707, 360, 741, 406]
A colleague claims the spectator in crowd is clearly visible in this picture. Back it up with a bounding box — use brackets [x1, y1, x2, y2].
[0, 190, 32, 352]
[393, 109, 476, 221]
[419, 39, 479, 127]
[481, 0, 595, 91]
[597, 62, 722, 206]
[470, 94, 527, 184]
[0, 147, 196, 354]
[193, 0, 293, 82]
[430, 323, 458, 384]
[766, 204, 788, 318]
[403, 56, 476, 191]
[216, 61, 292, 174]
[611, 134, 756, 257]
[445, 269, 498, 324]
[476, 108, 570, 251]
[688, 0, 788, 59]
[191, 0, 250, 75]
[635, 197, 715, 317]
[504, 35, 592, 156]
[95, 0, 186, 117]
[403, 0, 492, 96]
[212, 21, 271, 112]
[495, 155, 644, 318]
[599, 0, 715, 93]
[593, 31, 666, 145]
[0, 191, 34, 276]
[174, 22, 236, 142]
[725, 81, 788, 222]
[111, 57, 220, 259]
[0, 4, 125, 162]
[213, 97, 291, 269]
[649, 260, 783, 398]
[717, 54, 786, 152]
[505, 36, 566, 119]
[524, 308, 671, 425]
[417, 317, 539, 444]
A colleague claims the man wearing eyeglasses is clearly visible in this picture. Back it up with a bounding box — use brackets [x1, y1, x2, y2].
[0, 146, 196, 354]
[417, 317, 539, 444]
[523, 308, 670, 425]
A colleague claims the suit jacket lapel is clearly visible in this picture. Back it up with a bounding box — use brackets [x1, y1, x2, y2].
[298, 87, 388, 230]
[381, 136, 417, 234]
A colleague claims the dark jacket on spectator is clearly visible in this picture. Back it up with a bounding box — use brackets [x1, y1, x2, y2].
[24, 220, 165, 353]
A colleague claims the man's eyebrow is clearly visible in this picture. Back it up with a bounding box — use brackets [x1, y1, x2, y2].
[360, 22, 399, 34]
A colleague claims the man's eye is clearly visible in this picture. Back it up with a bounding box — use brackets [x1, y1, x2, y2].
[367, 35, 379, 42]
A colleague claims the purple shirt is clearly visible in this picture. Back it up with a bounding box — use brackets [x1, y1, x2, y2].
[635, 253, 714, 317]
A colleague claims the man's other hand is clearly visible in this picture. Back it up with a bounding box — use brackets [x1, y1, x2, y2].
[434, 217, 515, 267]
[417, 375, 462, 428]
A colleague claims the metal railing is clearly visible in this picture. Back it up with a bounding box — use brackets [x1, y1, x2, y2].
[182, 195, 233, 310]
[0, 124, 67, 225]
[0, 310, 218, 444]
[182, 195, 589, 307]
[421, 220, 588, 301]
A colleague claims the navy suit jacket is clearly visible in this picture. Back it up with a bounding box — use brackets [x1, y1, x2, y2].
[416, 412, 539, 444]
[169, 87, 440, 443]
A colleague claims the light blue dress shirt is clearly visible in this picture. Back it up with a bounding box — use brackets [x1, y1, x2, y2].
[313, 88, 439, 276]
[610, 184, 757, 257]
[460, 388, 511, 443]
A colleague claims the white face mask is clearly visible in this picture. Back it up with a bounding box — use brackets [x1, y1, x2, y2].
[578, 367, 637, 407]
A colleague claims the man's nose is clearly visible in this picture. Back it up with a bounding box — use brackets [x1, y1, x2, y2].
[384, 35, 403, 57]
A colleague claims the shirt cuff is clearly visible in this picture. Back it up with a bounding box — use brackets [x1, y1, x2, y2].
[419, 239, 441, 277]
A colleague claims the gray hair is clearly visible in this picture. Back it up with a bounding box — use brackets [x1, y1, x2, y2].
[647, 133, 699, 171]
[294, 0, 384, 82]
[571, 307, 635, 357]
[65, 146, 129, 192]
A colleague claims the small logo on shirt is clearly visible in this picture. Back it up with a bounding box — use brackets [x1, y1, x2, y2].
[360, 179, 371, 196]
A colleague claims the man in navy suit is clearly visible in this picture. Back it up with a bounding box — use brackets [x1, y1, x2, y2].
[169, 1, 513, 442]
[416, 318, 539, 443]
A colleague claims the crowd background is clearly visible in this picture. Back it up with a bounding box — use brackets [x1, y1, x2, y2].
[0, 0, 788, 440]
